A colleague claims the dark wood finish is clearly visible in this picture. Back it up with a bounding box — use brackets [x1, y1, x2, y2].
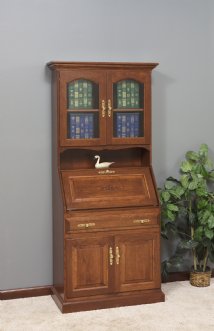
[60, 148, 150, 170]
[61, 167, 158, 211]
[115, 229, 161, 292]
[47, 61, 159, 70]
[47, 61, 164, 313]
[0, 286, 52, 300]
[51, 71, 65, 298]
[65, 236, 114, 298]
[59, 70, 106, 147]
[52, 286, 165, 313]
[106, 70, 151, 145]
[65, 207, 160, 233]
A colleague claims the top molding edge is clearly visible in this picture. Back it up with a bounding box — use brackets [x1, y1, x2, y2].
[47, 61, 159, 71]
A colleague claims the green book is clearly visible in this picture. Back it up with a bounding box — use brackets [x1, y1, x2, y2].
[67, 80, 94, 109]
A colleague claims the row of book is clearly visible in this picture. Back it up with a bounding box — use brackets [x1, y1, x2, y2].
[116, 112, 142, 138]
[116, 80, 143, 109]
[67, 80, 94, 109]
[68, 113, 95, 139]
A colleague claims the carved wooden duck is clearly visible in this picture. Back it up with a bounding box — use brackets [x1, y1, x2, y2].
[94, 155, 114, 169]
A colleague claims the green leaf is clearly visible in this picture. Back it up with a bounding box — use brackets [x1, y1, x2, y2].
[167, 204, 179, 212]
[175, 185, 185, 198]
[208, 214, 214, 229]
[161, 191, 170, 202]
[199, 143, 208, 157]
[197, 198, 208, 209]
[188, 180, 199, 190]
[196, 187, 207, 197]
[194, 226, 203, 241]
[200, 209, 212, 224]
[200, 165, 209, 178]
[204, 158, 214, 170]
[165, 180, 175, 190]
[186, 151, 199, 161]
[166, 209, 176, 221]
[204, 228, 214, 240]
[180, 175, 189, 188]
[180, 160, 193, 173]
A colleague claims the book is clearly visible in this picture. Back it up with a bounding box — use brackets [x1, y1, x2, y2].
[68, 113, 95, 139]
[116, 112, 141, 138]
[67, 79, 93, 109]
[116, 80, 140, 109]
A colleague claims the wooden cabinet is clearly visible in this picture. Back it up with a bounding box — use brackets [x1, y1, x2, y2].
[48, 61, 165, 313]
[55, 64, 152, 147]
[65, 228, 160, 299]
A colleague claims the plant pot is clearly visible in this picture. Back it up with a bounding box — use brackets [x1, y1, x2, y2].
[190, 267, 212, 287]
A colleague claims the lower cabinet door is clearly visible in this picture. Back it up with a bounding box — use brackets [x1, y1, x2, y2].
[115, 230, 161, 292]
[65, 236, 114, 298]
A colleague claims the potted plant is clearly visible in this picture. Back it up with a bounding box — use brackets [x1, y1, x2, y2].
[160, 144, 214, 286]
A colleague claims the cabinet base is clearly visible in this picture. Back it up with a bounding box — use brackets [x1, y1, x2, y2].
[51, 286, 165, 314]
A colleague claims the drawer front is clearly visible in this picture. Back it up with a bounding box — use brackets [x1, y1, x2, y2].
[65, 208, 160, 232]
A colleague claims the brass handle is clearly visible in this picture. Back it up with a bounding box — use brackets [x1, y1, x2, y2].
[115, 246, 120, 265]
[101, 100, 106, 118]
[77, 222, 96, 228]
[107, 99, 112, 117]
[133, 219, 151, 224]
[109, 247, 114, 266]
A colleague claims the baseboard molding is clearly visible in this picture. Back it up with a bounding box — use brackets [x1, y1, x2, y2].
[1, 271, 213, 300]
[163, 270, 214, 283]
[163, 271, 190, 283]
[0, 286, 52, 300]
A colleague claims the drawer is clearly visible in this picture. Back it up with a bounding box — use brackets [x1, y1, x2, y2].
[65, 208, 160, 232]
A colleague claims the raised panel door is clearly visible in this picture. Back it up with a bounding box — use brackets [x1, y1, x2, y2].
[115, 229, 161, 292]
[65, 236, 114, 299]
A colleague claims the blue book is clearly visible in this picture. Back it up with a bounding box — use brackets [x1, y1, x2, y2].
[126, 114, 131, 137]
[80, 114, 85, 139]
[88, 114, 94, 138]
[84, 115, 89, 139]
[134, 113, 140, 137]
[116, 113, 122, 137]
[75, 115, 81, 139]
[130, 113, 135, 137]
[68, 113, 76, 139]
[121, 114, 126, 137]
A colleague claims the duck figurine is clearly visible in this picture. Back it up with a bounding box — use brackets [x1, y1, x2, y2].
[94, 155, 114, 169]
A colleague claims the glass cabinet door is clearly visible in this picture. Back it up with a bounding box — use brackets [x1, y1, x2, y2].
[59, 71, 106, 146]
[106, 71, 151, 145]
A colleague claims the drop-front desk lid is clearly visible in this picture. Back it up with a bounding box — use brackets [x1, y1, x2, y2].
[61, 167, 158, 211]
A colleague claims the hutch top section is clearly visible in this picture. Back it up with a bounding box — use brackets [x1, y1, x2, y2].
[47, 62, 158, 148]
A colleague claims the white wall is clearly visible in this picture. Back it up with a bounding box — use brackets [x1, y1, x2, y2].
[0, 0, 213, 289]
